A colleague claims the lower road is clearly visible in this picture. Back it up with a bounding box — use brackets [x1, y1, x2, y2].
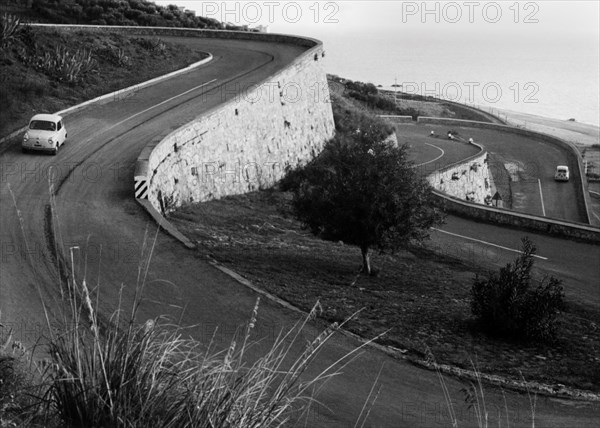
[1, 35, 599, 427]
[397, 123, 587, 223]
[402, 122, 599, 307]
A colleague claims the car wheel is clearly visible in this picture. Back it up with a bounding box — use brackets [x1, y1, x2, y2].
[52, 146, 58, 156]
[22, 147, 28, 154]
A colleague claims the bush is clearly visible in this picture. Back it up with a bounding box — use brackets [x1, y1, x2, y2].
[470, 237, 564, 341]
[135, 37, 166, 54]
[347, 88, 421, 119]
[17, 44, 98, 84]
[0, 13, 21, 50]
[0, 328, 41, 427]
[331, 94, 395, 136]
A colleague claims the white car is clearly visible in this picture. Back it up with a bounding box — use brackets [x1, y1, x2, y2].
[22, 114, 67, 155]
[554, 165, 569, 182]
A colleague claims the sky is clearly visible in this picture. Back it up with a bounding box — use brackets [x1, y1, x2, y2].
[153, 0, 600, 39]
[152, 1, 600, 124]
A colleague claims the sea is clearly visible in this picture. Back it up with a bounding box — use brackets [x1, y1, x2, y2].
[283, 27, 600, 127]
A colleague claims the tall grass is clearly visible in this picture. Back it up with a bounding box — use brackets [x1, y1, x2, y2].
[40, 289, 364, 427]
[2, 181, 377, 427]
[431, 349, 538, 428]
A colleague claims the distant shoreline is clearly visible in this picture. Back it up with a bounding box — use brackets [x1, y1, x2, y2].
[380, 88, 599, 147]
[491, 107, 600, 147]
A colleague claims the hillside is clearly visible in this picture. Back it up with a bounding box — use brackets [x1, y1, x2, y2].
[0, 23, 209, 138]
[1, 0, 239, 29]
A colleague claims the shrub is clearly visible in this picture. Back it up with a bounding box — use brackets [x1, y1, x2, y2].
[470, 237, 564, 341]
[17, 43, 98, 84]
[135, 37, 166, 54]
[0, 13, 21, 50]
[0, 327, 41, 427]
[347, 88, 421, 119]
[17, 22, 36, 50]
[98, 45, 131, 67]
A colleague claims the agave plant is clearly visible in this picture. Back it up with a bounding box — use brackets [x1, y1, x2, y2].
[0, 13, 20, 50]
[34, 46, 98, 84]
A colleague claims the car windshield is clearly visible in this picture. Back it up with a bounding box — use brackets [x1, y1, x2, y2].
[29, 120, 56, 131]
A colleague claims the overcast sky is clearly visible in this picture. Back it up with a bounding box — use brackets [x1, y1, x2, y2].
[154, 0, 599, 38]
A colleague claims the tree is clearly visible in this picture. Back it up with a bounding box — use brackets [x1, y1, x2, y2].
[286, 113, 443, 275]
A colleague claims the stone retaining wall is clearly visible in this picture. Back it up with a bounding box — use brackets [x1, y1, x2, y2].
[428, 152, 493, 205]
[124, 29, 336, 212]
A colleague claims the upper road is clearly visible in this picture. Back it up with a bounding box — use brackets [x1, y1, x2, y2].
[1, 34, 599, 427]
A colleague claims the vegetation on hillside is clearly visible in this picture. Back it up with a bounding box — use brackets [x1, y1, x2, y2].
[1, 0, 238, 30]
[0, 19, 208, 137]
[329, 75, 496, 123]
[282, 102, 443, 275]
[329, 75, 423, 120]
[471, 237, 565, 341]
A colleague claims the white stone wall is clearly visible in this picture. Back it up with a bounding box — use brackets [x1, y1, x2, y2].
[147, 48, 335, 213]
[427, 153, 494, 205]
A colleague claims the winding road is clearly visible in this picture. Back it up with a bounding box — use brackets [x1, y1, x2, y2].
[1, 33, 599, 427]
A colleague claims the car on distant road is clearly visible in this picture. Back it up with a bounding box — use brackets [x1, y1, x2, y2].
[22, 114, 67, 155]
[554, 165, 570, 181]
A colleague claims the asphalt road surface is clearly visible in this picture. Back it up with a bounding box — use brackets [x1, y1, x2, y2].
[397, 123, 587, 223]
[1, 35, 599, 427]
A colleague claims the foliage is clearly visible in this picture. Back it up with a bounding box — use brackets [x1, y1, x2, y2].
[0, 324, 42, 427]
[348, 90, 421, 119]
[98, 45, 131, 67]
[334, 77, 421, 119]
[0, 13, 21, 50]
[10, 0, 228, 30]
[470, 237, 565, 341]
[345, 79, 378, 95]
[18, 44, 98, 84]
[285, 110, 443, 275]
[135, 36, 166, 54]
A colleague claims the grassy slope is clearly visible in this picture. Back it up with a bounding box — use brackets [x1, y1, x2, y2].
[168, 82, 600, 393]
[0, 26, 208, 137]
[170, 190, 600, 393]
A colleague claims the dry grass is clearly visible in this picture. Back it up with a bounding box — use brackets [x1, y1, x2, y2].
[170, 189, 600, 393]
